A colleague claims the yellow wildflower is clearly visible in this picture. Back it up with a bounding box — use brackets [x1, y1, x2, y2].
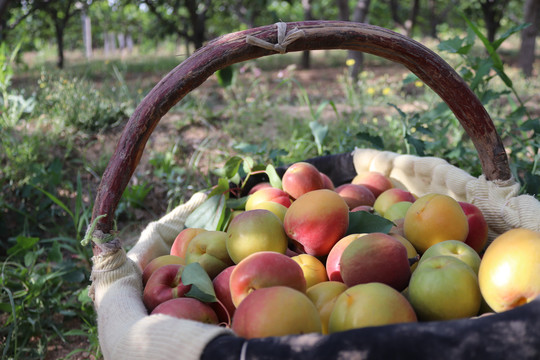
[415, 80, 424, 88]
[346, 59, 355, 67]
[382, 87, 391, 95]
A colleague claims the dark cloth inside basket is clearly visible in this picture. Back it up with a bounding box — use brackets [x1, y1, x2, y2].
[201, 297, 540, 360]
[240, 152, 356, 196]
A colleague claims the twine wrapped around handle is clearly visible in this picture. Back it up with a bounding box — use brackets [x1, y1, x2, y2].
[246, 22, 305, 53]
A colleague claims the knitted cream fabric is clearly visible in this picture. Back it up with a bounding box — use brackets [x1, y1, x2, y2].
[90, 192, 232, 360]
[352, 148, 540, 240]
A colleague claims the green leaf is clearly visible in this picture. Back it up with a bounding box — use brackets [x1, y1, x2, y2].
[314, 100, 330, 121]
[185, 194, 227, 231]
[233, 142, 260, 154]
[7, 236, 39, 255]
[492, 23, 530, 51]
[480, 89, 510, 105]
[266, 164, 282, 189]
[470, 58, 493, 91]
[437, 36, 472, 55]
[405, 134, 425, 156]
[208, 178, 230, 198]
[242, 157, 255, 175]
[0, 302, 12, 313]
[182, 263, 217, 303]
[78, 287, 93, 306]
[402, 73, 419, 85]
[217, 207, 233, 232]
[226, 196, 248, 210]
[346, 211, 394, 235]
[355, 131, 384, 149]
[216, 66, 236, 88]
[47, 240, 63, 263]
[24, 251, 37, 267]
[309, 120, 328, 155]
[31, 185, 74, 220]
[521, 118, 540, 132]
[224, 156, 243, 179]
[388, 103, 407, 120]
[64, 270, 86, 283]
[462, 15, 513, 88]
[493, 67, 513, 88]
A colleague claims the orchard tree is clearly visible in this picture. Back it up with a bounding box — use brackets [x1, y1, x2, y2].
[0, 0, 19, 42]
[480, 0, 510, 43]
[136, 0, 213, 51]
[39, 0, 81, 68]
[519, 0, 540, 77]
[386, 0, 419, 35]
[2, 0, 92, 68]
[337, 0, 371, 79]
[225, 0, 274, 29]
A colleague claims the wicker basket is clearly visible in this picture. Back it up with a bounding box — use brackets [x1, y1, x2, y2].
[88, 21, 540, 360]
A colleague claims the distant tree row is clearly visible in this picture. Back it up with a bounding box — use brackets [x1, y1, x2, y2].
[0, 0, 537, 76]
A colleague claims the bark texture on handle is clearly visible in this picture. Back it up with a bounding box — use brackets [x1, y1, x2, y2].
[91, 21, 511, 238]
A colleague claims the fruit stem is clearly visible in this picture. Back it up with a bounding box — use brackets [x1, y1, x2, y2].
[408, 254, 420, 267]
[215, 299, 232, 327]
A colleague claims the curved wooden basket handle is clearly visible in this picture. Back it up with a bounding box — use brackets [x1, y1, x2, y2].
[90, 20, 511, 240]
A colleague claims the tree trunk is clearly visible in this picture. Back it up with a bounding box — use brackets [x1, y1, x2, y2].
[301, 0, 313, 69]
[336, 0, 350, 21]
[82, 9, 92, 59]
[349, 0, 371, 80]
[519, 0, 540, 77]
[192, 15, 206, 49]
[0, 0, 9, 42]
[186, 0, 207, 49]
[481, 0, 509, 43]
[428, 0, 455, 39]
[405, 0, 420, 37]
[389, 0, 402, 29]
[55, 21, 64, 68]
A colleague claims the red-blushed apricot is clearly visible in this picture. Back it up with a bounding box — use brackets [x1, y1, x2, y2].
[326, 233, 366, 282]
[339, 232, 411, 291]
[245, 187, 292, 210]
[282, 162, 325, 200]
[170, 228, 207, 261]
[319, 172, 335, 190]
[151, 297, 219, 324]
[229, 251, 307, 308]
[459, 202, 489, 254]
[373, 188, 416, 217]
[284, 189, 349, 257]
[335, 183, 376, 209]
[351, 171, 393, 198]
[232, 286, 322, 338]
[328, 283, 417, 332]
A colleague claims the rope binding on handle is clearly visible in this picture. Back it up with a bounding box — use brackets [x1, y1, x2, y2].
[246, 22, 305, 53]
